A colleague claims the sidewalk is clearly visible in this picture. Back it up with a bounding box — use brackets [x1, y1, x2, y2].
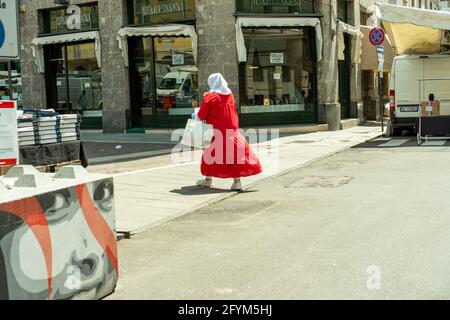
[113, 125, 382, 236]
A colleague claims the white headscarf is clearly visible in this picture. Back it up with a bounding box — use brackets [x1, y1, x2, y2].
[208, 73, 232, 95]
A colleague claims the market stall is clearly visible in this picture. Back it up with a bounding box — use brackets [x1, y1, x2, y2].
[16, 109, 88, 171]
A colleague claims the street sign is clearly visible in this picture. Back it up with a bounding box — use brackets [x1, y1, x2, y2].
[369, 28, 385, 46]
[0, 100, 18, 166]
[0, 0, 19, 59]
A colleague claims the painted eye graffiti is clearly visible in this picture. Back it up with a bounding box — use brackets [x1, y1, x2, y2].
[37, 189, 75, 223]
[93, 181, 114, 213]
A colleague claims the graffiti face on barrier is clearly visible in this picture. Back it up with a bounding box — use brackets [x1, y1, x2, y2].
[0, 179, 118, 300]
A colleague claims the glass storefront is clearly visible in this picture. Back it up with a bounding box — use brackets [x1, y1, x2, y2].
[126, 0, 198, 128]
[129, 36, 198, 127]
[45, 42, 102, 115]
[0, 62, 22, 108]
[236, 0, 315, 14]
[239, 28, 317, 125]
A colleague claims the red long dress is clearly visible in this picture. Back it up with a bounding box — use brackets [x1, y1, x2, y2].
[197, 92, 263, 179]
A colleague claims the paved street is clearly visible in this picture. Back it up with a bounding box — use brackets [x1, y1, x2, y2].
[108, 135, 450, 300]
[100, 126, 381, 235]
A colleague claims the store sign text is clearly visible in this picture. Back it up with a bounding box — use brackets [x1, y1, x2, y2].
[142, 1, 185, 16]
[252, 0, 300, 6]
[55, 5, 92, 30]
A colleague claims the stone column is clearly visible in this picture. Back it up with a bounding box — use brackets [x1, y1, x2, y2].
[19, 0, 49, 109]
[316, 0, 341, 129]
[196, 0, 239, 103]
[99, 0, 130, 133]
[348, 0, 364, 125]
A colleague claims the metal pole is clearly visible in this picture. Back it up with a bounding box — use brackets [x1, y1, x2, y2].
[378, 71, 384, 135]
[7, 61, 12, 99]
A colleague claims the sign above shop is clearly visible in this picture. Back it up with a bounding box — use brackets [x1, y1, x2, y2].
[0, 0, 19, 59]
[142, 1, 185, 16]
[41, 3, 99, 35]
[130, 0, 196, 25]
[252, 0, 300, 6]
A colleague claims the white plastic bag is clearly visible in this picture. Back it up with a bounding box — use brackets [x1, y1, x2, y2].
[181, 119, 213, 149]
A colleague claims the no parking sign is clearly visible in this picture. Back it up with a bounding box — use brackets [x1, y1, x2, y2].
[369, 28, 385, 46]
[0, 0, 19, 59]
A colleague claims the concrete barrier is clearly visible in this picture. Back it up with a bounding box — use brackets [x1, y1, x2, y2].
[0, 165, 118, 300]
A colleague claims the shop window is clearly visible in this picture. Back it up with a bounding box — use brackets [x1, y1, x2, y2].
[128, 0, 196, 25]
[0, 62, 22, 108]
[40, 3, 99, 35]
[337, 0, 348, 22]
[239, 28, 315, 115]
[129, 36, 198, 122]
[46, 42, 102, 114]
[236, 0, 315, 14]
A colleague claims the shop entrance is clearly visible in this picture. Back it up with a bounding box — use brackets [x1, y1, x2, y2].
[128, 36, 198, 128]
[45, 41, 102, 126]
[338, 33, 351, 119]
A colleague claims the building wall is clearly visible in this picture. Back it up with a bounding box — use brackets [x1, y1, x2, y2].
[19, 0, 130, 133]
[196, 1, 239, 104]
[19, 0, 363, 131]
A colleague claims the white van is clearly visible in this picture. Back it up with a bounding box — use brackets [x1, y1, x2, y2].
[389, 54, 450, 136]
[156, 71, 194, 98]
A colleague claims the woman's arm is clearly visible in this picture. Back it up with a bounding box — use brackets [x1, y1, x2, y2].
[197, 93, 214, 121]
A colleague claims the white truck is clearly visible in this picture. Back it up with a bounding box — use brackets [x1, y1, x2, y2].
[389, 54, 450, 136]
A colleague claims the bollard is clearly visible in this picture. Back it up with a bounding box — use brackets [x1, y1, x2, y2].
[0, 165, 118, 300]
[326, 103, 342, 131]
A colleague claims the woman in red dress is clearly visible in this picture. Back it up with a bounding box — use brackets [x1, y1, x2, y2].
[196, 73, 262, 191]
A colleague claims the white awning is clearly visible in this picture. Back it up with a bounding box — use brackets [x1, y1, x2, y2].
[337, 21, 364, 64]
[235, 17, 323, 62]
[360, 25, 395, 71]
[31, 31, 101, 74]
[116, 25, 198, 67]
[376, 3, 450, 54]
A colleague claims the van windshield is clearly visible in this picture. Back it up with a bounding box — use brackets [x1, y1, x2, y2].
[158, 78, 182, 90]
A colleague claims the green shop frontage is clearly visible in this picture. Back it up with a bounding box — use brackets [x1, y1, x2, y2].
[31, 2, 103, 129]
[23, 0, 326, 131]
[120, 0, 323, 129]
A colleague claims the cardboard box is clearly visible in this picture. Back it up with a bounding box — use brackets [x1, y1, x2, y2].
[421, 100, 440, 116]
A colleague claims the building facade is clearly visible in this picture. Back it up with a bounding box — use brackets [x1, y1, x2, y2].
[18, 0, 367, 132]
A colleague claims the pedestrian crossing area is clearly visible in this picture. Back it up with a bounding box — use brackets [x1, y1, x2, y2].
[363, 137, 450, 148]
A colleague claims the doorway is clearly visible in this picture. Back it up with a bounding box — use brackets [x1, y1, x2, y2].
[338, 33, 351, 119]
[45, 41, 102, 115]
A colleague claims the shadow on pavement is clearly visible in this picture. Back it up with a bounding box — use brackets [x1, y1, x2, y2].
[171, 186, 234, 196]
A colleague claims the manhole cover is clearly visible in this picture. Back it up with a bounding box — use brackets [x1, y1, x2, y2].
[285, 176, 354, 188]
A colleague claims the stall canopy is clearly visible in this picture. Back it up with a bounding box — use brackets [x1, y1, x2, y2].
[116, 25, 198, 67]
[376, 3, 450, 55]
[337, 21, 364, 64]
[360, 25, 395, 71]
[235, 17, 323, 63]
[31, 31, 101, 74]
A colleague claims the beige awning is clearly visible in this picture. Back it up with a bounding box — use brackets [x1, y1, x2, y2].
[116, 25, 198, 67]
[31, 31, 101, 74]
[360, 25, 395, 71]
[235, 17, 323, 62]
[376, 3, 450, 54]
[337, 21, 364, 64]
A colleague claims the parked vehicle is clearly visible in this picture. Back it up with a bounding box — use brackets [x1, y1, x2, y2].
[389, 54, 450, 136]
